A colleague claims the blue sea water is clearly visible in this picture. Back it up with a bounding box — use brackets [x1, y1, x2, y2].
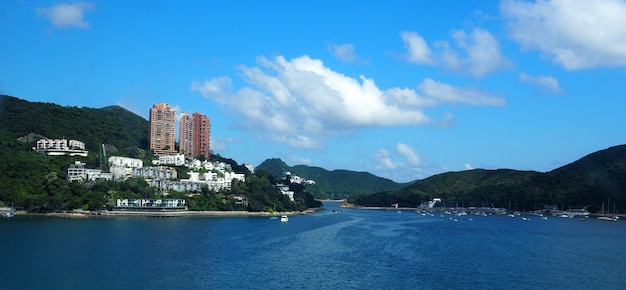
[2, 202, 626, 290]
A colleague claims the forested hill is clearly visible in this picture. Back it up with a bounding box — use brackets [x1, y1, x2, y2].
[0, 95, 149, 156]
[349, 145, 626, 213]
[256, 158, 408, 199]
[0, 95, 152, 210]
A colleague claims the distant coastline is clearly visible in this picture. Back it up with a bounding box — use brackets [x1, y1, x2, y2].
[12, 208, 324, 218]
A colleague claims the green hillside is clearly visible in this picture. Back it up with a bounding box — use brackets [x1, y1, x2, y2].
[0, 95, 319, 212]
[0, 95, 153, 210]
[256, 158, 408, 199]
[349, 145, 626, 213]
[0, 95, 149, 156]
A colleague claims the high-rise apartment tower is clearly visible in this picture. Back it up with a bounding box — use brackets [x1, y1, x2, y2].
[192, 112, 211, 159]
[179, 113, 194, 158]
[149, 102, 176, 156]
[178, 112, 211, 159]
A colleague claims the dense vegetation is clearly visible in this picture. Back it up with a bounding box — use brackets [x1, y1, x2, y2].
[0, 95, 319, 212]
[4, 95, 624, 214]
[0, 95, 150, 158]
[256, 158, 408, 199]
[349, 145, 626, 213]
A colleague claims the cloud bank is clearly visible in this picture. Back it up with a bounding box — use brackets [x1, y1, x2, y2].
[192, 55, 504, 149]
[501, 0, 626, 70]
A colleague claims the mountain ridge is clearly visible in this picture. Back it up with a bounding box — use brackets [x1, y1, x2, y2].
[3, 95, 625, 212]
[0, 95, 149, 156]
[349, 144, 626, 212]
[256, 158, 408, 199]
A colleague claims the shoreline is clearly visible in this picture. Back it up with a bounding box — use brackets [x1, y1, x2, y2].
[12, 207, 324, 218]
[339, 204, 626, 218]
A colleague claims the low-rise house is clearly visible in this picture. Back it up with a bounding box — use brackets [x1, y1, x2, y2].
[108, 156, 143, 180]
[132, 166, 177, 180]
[277, 184, 295, 202]
[67, 161, 112, 183]
[34, 138, 88, 157]
[227, 194, 248, 206]
[114, 198, 187, 210]
[153, 153, 185, 166]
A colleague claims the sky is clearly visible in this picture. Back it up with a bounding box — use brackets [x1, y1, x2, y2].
[2, 0, 626, 182]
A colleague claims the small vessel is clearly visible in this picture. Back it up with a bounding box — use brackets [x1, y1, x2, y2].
[2, 204, 15, 218]
[598, 216, 618, 222]
[566, 206, 590, 218]
[280, 215, 288, 222]
[270, 216, 278, 220]
[598, 199, 619, 222]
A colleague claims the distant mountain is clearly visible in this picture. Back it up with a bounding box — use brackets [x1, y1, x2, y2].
[256, 158, 408, 199]
[0, 95, 149, 156]
[349, 145, 626, 213]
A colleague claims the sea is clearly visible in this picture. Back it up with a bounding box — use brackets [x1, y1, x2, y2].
[2, 202, 626, 290]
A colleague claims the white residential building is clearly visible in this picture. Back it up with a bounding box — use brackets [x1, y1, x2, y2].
[108, 156, 144, 180]
[148, 170, 245, 193]
[115, 198, 186, 208]
[278, 184, 295, 202]
[67, 161, 112, 183]
[153, 154, 185, 166]
[244, 163, 254, 174]
[132, 167, 177, 180]
[109, 156, 143, 168]
[34, 138, 88, 157]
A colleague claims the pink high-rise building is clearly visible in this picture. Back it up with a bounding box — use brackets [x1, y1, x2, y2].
[149, 102, 176, 156]
[178, 112, 211, 159]
[179, 113, 194, 158]
[192, 112, 211, 159]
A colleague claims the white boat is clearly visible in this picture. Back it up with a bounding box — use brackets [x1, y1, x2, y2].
[598, 216, 618, 222]
[280, 215, 288, 222]
[598, 200, 619, 222]
[1, 205, 15, 218]
[566, 206, 590, 218]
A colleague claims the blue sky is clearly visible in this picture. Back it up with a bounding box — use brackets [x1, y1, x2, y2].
[2, 0, 626, 182]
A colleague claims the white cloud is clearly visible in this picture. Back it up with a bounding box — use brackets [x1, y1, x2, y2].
[519, 72, 563, 94]
[464, 163, 474, 170]
[401, 31, 433, 65]
[370, 144, 446, 182]
[374, 149, 397, 170]
[190, 76, 232, 103]
[192, 55, 504, 149]
[419, 78, 506, 106]
[210, 136, 237, 153]
[501, 0, 626, 70]
[402, 28, 512, 78]
[288, 154, 312, 165]
[327, 43, 357, 63]
[37, 2, 94, 29]
[396, 143, 421, 165]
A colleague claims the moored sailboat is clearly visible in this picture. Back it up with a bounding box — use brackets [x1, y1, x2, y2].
[598, 198, 619, 222]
